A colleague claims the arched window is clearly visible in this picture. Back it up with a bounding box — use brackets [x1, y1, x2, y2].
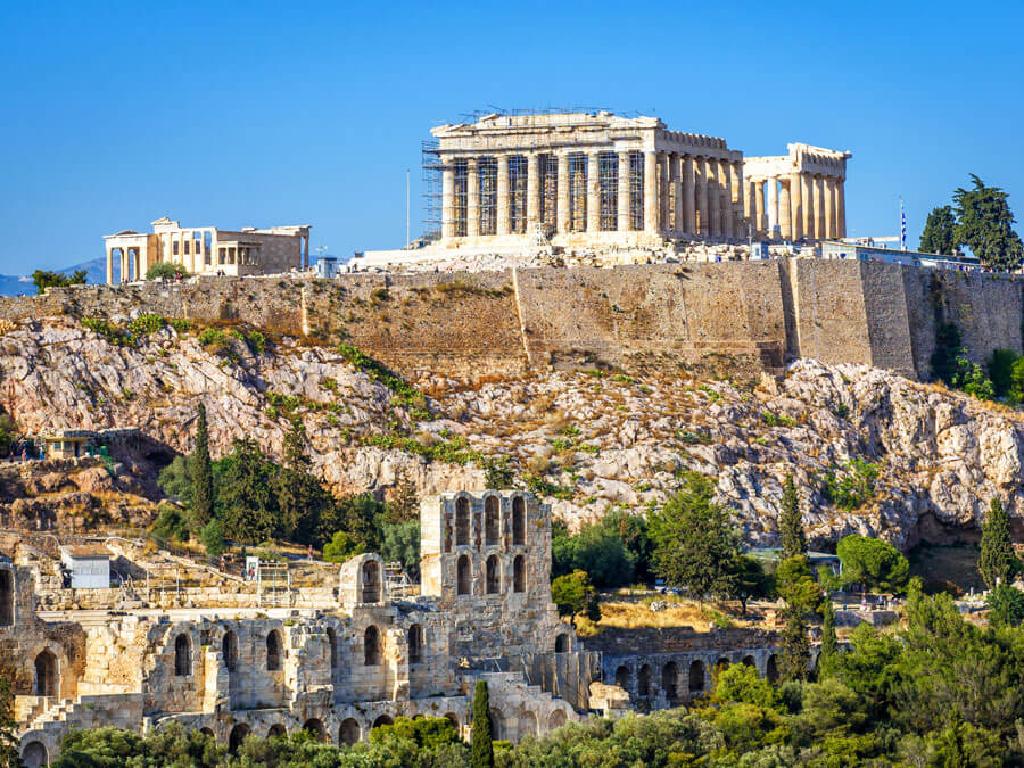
[614, 665, 630, 689]
[364, 625, 381, 666]
[742, 655, 756, 669]
[444, 712, 460, 731]
[512, 496, 526, 545]
[229, 723, 250, 754]
[513, 554, 526, 593]
[33, 650, 58, 696]
[21, 742, 47, 768]
[637, 664, 652, 697]
[716, 657, 729, 674]
[303, 718, 325, 741]
[766, 654, 779, 683]
[339, 718, 360, 745]
[362, 560, 381, 603]
[662, 662, 679, 702]
[408, 624, 424, 665]
[455, 497, 470, 546]
[174, 634, 192, 677]
[548, 709, 566, 730]
[266, 630, 283, 671]
[372, 715, 393, 729]
[327, 628, 338, 671]
[457, 554, 471, 596]
[486, 554, 500, 594]
[485, 496, 499, 546]
[222, 630, 238, 671]
[554, 634, 569, 653]
[688, 660, 706, 693]
[0, 569, 13, 626]
[268, 724, 287, 739]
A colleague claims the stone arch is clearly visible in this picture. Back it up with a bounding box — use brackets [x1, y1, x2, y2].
[222, 630, 238, 671]
[303, 718, 325, 741]
[364, 625, 381, 666]
[444, 712, 460, 730]
[361, 560, 382, 603]
[547, 708, 566, 730]
[371, 714, 394, 729]
[488, 709, 504, 741]
[339, 717, 360, 745]
[512, 495, 526, 545]
[766, 654, 779, 683]
[742, 654, 756, 669]
[662, 661, 679, 702]
[0, 568, 13, 626]
[457, 554, 471, 596]
[637, 663, 652, 697]
[513, 554, 526, 593]
[268, 724, 287, 739]
[716, 657, 730, 673]
[21, 741, 47, 768]
[33, 649, 58, 696]
[266, 629, 283, 671]
[174, 634, 192, 677]
[229, 723, 250, 753]
[455, 497, 470, 546]
[688, 660, 705, 693]
[326, 628, 338, 671]
[554, 634, 569, 653]
[485, 495, 499, 546]
[485, 554, 500, 594]
[408, 624, 424, 664]
[614, 664, 630, 689]
[518, 709, 538, 740]
[200, 727, 215, 738]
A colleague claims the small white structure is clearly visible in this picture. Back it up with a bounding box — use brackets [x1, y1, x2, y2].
[59, 545, 110, 589]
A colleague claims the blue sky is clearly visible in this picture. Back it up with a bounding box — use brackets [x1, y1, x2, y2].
[1, 0, 1022, 273]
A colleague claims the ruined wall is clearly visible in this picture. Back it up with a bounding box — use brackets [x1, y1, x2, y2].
[1, 262, 1020, 381]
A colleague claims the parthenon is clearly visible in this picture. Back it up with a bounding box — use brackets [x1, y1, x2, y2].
[429, 112, 850, 249]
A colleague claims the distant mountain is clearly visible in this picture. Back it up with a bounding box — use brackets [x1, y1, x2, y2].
[0, 257, 106, 297]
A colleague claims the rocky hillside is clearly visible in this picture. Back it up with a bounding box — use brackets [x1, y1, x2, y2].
[1, 315, 1021, 549]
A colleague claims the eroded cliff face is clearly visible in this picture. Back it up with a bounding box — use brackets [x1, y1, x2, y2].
[1, 317, 1020, 550]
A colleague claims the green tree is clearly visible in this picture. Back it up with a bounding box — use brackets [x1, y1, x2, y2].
[818, 598, 838, 680]
[776, 555, 820, 615]
[1008, 356, 1024, 405]
[199, 517, 226, 558]
[158, 455, 192, 502]
[471, 680, 494, 768]
[953, 174, 1024, 271]
[648, 472, 742, 605]
[215, 438, 281, 544]
[985, 584, 1024, 628]
[380, 520, 421, 580]
[145, 262, 190, 280]
[603, 508, 653, 582]
[979, 497, 1019, 589]
[0, 675, 17, 768]
[190, 403, 214, 530]
[779, 609, 810, 683]
[32, 269, 86, 294]
[835, 535, 910, 593]
[714, 663, 778, 709]
[551, 569, 600, 623]
[149, 503, 189, 545]
[0, 413, 16, 459]
[931, 321, 963, 385]
[987, 348, 1019, 399]
[321, 530, 364, 563]
[919, 205, 957, 256]
[735, 555, 773, 616]
[778, 474, 807, 559]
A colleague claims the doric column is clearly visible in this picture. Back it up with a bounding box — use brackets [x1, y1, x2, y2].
[706, 159, 720, 239]
[697, 158, 710, 237]
[836, 179, 846, 238]
[824, 177, 836, 239]
[672, 154, 684, 233]
[730, 161, 743, 240]
[789, 173, 803, 241]
[779, 179, 792, 240]
[617, 151, 631, 231]
[659, 153, 670, 233]
[815, 176, 826, 240]
[721, 160, 734, 240]
[106, 247, 114, 285]
[556, 152, 570, 234]
[766, 178, 779, 239]
[801, 174, 815, 239]
[122, 248, 129, 282]
[746, 181, 756, 233]
[643, 150, 658, 233]
[586, 150, 602, 232]
[683, 155, 696, 236]
[441, 159, 455, 240]
[526, 153, 541, 230]
[467, 158, 481, 237]
[496, 154, 510, 235]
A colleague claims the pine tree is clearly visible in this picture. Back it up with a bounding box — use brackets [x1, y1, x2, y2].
[953, 174, 1024, 272]
[818, 598, 837, 679]
[189, 403, 214, 530]
[919, 205, 957, 255]
[470, 679, 494, 768]
[979, 497, 1019, 589]
[779, 609, 810, 683]
[779, 474, 807, 559]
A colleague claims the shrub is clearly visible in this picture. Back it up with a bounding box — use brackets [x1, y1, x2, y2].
[988, 348, 1019, 399]
[821, 459, 879, 510]
[146, 262, 190, 280]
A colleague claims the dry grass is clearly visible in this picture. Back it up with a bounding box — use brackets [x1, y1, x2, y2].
[595, 597, 758, 633]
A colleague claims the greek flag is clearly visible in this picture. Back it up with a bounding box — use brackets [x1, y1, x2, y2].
[900, 205, 907, 250]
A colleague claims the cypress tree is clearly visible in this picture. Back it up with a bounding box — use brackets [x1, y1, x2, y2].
[779, 474, 807, 559]
[470, 679, 494, 768]
[190, 403, 214, 530]
[979, 497, 1019, 589]
[779, 608, 810, 683]
[818, 598, 837, 679]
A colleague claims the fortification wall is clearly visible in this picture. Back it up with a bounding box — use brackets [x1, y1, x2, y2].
[1, 261, 1021, 381]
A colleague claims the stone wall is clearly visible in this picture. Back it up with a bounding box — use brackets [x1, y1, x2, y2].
[1, 261, 1021, 382]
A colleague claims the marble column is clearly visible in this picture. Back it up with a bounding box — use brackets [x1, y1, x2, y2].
[730, 161, 743, 241]
[672, 154, 684, 233]
[557, 153, 570, 234]
[707, 159, 721, 239]
[722, 160, 734, 240]
[441, 160, 455, 239]
[643, 150, 658, 233]
[766, 178, 779, 239]
[779, 179, 792, 240]
[527, 153, 541, 230]
[617, 151, 631, 231]
[754, 181, 765, 237]
[789, 173, 803, 241]
[745, 181, 756, 233]
[106, 247, 114, 285]
[824, 177, 836, 240]
[697, 158, 709, 237]
[467, 158, 481, 237]
[836, 180, 846, 238]
[587, 151, 602, 232]
[815, 176, 826, 240]
[659, 153, 671, 232]
[496, 154, 510, 235]
[683, 155, 696, 235]
[801, 174, 815, 240]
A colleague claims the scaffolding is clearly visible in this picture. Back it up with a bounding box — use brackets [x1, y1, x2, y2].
[479, 156, 497, 235]
[629, 151, 645, 231]
[509, 155, 528, 233]
[540, 154, 558, 232]
[598, 152, 618, 231]
[568, 153, 587, 232]
[453, 158, 469, 237]
[421, 140, 442, 242]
